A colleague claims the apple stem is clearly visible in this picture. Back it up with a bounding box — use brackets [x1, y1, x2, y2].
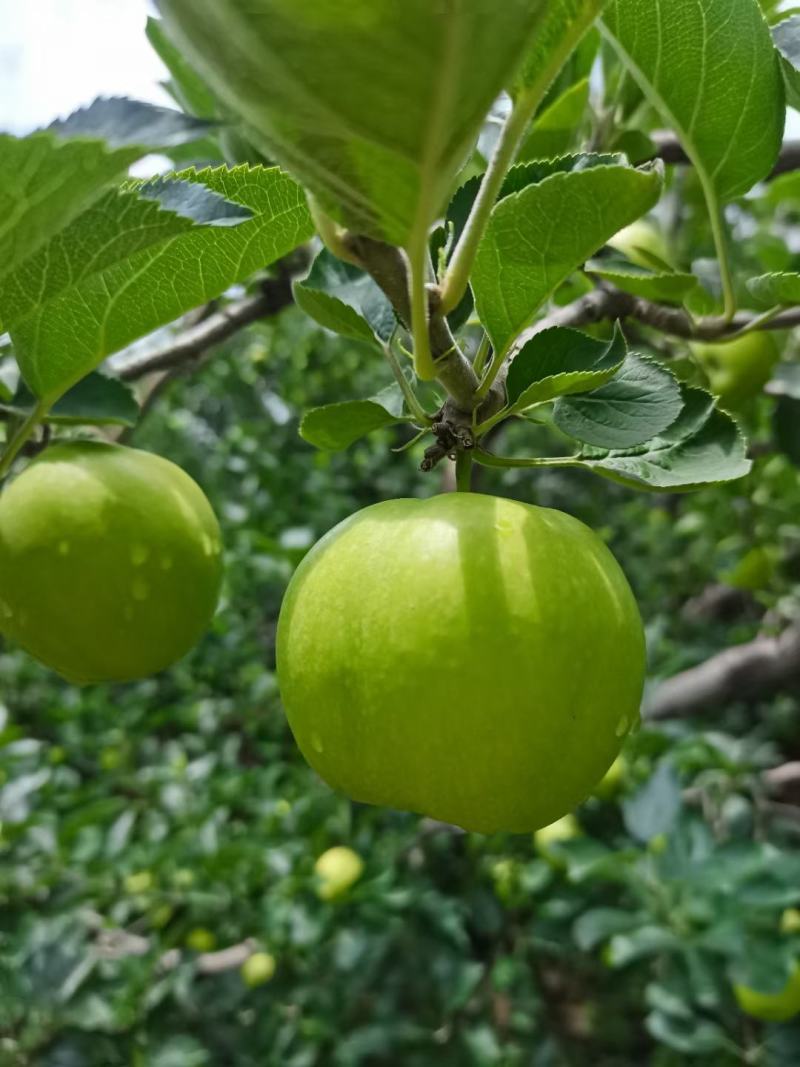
[455, 451, 474, 493]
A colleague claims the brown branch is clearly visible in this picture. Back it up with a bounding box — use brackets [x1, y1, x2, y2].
[117, 277, 293, 382]
[92, 921, 258, 974]
[651, 132, 800, 179]
[644, 625, 800, 720]
[512, 286, 800, 359]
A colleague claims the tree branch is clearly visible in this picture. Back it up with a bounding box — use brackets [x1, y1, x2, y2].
[644, 625, 800, 720]
[651, 132, 800, 179]
[117, 277, 293, 382]
[511, 286, 800, 362]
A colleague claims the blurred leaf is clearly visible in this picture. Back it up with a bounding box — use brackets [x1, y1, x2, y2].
[748, 272, 800, 306]
[623, 761, 682, 843]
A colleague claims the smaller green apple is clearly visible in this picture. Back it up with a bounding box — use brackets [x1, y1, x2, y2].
[241, 951, 276, 987]
[315, 846, 364, 901]
[691, 333, 779, 410]
[608, 220, 673, 270]
[593, 754, 628, 800]
[734, 962, 800, 1022]
[533, 814, 581, 864]
[185, 927, 217, 953]
[124, 871, 154, 895]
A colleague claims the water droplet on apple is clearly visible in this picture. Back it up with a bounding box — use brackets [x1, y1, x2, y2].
[131, 578, 150, 601]
[58, 540, 71, 556]
[131, 544, 149, 566]
[615, 715, 629, 738]
[311, 732, 324, 754]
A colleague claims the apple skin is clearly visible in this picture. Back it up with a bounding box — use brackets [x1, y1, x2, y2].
[0, 441, 222, 685]
[691, 333, 780, 410]
[277, 494, 646, 834]
[734, 962, 800, 1023]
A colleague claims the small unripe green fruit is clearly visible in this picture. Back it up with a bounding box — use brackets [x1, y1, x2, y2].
[593, 754, 627, 799]
[782, 909, 800, 935]
[314, 846, 364, 900]
[534, 814, 581, 855]
[691, 333, 779, 410]
[241, 951, 276, 987]
[608, 220, 672, 270]
[734, 963, 800, 1022]
[277, 495, 645, 833]
[0, 442, 222, 684]
[185, 927, 217, 953]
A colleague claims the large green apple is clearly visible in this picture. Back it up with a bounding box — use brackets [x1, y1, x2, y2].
[277, 494, 646, 833]
[0, 441, 222, 685]
[691, 333, 780, 410]
[734, 962, 800, 1023]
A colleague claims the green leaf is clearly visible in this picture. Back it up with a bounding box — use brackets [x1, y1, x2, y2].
[505, 325, 627, 411]
[603, 0, 784, 202]
[554, 352, 683, 449]
[293, 250, 395, 345]
[622, 760, 682, 843]
[573, 908, 640, 951]
[300, 394, 409, 451]
[588, 263, 699, 304]
[514, 0, 606, 96]
[580, 386, 752, 490]
[0, 98, 211, 284]
[472, 162, 662, 352]
[7, 165, 313, 401]
[0, 178, 252, 334]
[157, 0, 550, 246]
[774, 16, 800, 110]
[8, 374, 140, 428]
[606, 926, 679, 968]
[518, 79, 590, 162]
[747, 271, 800, 306]
[146, 17, 218, 118]
[646, 1011, 728, 1056]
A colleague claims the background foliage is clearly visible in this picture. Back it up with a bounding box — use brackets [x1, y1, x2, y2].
[2, 2, 800, 1065]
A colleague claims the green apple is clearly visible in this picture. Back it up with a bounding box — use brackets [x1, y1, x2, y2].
[593, 754, 628, 800]
[534, 814, 581, 864]
[277, 494, 646, 833]
[0, 441, 222, 684]
[734, 962, 800, 1022]
[241, 951, 277, 987]
[608, 219, 673, 270]
[314, 846, 364, 900]
[691, 333, 780, 410]
[185, 927, 217, 953]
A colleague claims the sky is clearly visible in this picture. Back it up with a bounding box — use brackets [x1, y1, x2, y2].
[0, 0, 169, 134]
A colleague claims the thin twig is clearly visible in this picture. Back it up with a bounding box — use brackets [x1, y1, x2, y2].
[117, 278, 293, 382]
